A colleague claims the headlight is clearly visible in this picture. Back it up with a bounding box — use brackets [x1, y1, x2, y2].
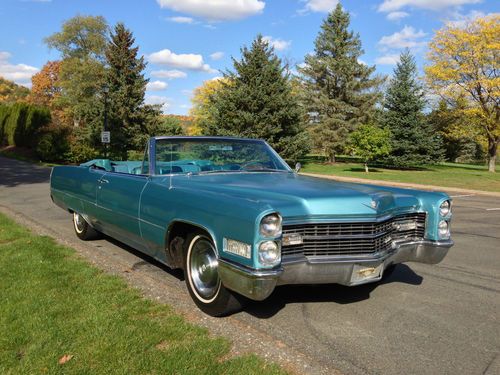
[438, 220, 450, 238]
[258, 241, 281, 266]
[440, 200, 451, 216]
[260, 213, 282, 237]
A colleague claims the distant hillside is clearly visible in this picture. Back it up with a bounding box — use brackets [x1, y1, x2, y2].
[0, 77, 29, 104]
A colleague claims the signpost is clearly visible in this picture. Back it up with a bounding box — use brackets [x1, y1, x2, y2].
[101, 131, 110, 144]
[101, 131, 110, 158]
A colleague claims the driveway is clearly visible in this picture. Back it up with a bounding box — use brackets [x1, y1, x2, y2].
[0, 156, 499, 375]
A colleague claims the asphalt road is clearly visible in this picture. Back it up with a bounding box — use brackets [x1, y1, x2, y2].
[1, 156, 499, 375]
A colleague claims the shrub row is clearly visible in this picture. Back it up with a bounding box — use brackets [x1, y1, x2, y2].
[0, 103, 51, 148]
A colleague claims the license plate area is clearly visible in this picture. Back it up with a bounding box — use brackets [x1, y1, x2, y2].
[351, 264, 383, 284]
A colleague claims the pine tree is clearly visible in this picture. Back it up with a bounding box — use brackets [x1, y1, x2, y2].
[383, 50, 442, 167]
[105, 22, 154, 159]
[205, 35, 310, 162]
[298, 3, 383, 162]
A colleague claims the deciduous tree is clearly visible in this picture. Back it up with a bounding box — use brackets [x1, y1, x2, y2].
[44, 15, 108, 60]
[44, 15, 109, 151]
[425, 15, 499, 172]
[298, 3, 383, 162]
[349, 124, 392, 172]
[428, 98, 486, 163]
[0, 77, 29, 104]
[28, 61, 62, 108]
[190, 78, 229, 136]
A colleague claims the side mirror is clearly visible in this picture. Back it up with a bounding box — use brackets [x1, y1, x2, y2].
[294, 162, 301, 173]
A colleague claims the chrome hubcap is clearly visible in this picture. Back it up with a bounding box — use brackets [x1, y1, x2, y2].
[74, 213, 85, 232]
[189, 238, 219, 299]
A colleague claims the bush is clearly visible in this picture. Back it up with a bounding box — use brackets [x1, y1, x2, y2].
[66, 127, 99, 163]
[0, 103, 51, 147]
[0, 104, 10, 145]
[35, 125, 71, 162]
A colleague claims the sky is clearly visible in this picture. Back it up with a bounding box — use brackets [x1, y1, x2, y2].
[0, 0, 498, 115]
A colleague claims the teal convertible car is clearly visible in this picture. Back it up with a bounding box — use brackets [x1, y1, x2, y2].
[51, 136, 453, 316]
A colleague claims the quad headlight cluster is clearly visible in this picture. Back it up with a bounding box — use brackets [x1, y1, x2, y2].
[438, 200, 452, 239]
[258, 213, 282, 266]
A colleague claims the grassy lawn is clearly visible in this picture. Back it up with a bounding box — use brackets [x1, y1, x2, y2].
[0, 213, 284, 375]
[301, 160, 500, 192]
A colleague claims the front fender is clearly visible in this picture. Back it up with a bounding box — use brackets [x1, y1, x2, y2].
[139, 181, 270, 268]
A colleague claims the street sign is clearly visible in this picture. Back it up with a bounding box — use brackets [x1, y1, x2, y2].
[101, 131, 110, 144]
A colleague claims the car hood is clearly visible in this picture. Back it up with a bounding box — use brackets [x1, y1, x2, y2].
[171, 172, 423, 220]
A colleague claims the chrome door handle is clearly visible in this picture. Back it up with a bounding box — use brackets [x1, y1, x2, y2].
[100, 178, 109, 184]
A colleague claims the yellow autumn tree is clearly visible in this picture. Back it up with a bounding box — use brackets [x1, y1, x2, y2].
[189, 77, 230, 136]
[425, 15, 500, 172]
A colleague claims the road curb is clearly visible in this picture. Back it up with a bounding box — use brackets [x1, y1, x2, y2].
[301, 173, 500, 198]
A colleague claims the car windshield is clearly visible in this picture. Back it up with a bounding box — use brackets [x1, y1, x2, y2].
[154, 138, 291, 175]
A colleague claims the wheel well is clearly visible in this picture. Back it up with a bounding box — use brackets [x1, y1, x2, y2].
[165, 221, 213, 269]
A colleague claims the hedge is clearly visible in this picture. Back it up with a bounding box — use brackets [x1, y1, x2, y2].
[0, 102, 51, 147]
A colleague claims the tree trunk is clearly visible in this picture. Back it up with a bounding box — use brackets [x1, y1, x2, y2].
[364, 162, 369, 173]
[488, 139, 498, 173]
[327, 151, 336, 163]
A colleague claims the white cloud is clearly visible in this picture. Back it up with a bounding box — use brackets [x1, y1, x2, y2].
[146, 80, 168, 91]
[167, 16, 195, 24]
[386, 11, 409, 21]
[145, 95, 171, 112]
[0, 51, 38, 86]
[263, 36, 291, 51]
[375, 53, 401, 65]
[150, 69, 187, 79]
[210, 51, 224, 61]
[148, 49, 215, 72]
[378, 26, 427, 50]
[302, 0, 339, 13]
[156, 0, 265, 21]
[0, 51, 12, 60]
[445, 10, 499, 27]
[378, 0, 480, 13]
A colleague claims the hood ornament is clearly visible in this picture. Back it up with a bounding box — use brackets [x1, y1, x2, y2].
[363, 200, 379, 210]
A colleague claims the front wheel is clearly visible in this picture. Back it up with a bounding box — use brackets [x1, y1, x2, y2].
[184, 232, 244, 316]
[73, 212, 101, 240]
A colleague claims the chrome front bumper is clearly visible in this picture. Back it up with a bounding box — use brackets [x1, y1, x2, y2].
[218, 239, 453, 301]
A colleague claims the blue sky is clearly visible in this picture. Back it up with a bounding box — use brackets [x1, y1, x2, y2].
[0, 0, 498, 114]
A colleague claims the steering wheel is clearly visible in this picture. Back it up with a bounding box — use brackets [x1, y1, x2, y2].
[239, 161, 267, 170]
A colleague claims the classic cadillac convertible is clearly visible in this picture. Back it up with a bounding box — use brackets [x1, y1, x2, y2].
[51, 136, 453, 316]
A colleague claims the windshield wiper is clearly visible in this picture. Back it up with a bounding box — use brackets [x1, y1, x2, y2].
[241, 168, 290, 173]
[198, 170, 243, 174]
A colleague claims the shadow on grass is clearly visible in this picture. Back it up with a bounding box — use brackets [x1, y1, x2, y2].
[437, 162, 489, 172]
[345, 167, 383, 173]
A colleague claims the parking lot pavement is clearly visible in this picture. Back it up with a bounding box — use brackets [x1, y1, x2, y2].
[1, 156, 499, 375]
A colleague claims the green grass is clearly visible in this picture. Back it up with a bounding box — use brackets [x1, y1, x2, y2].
[0, 213, 285, 375]
[301, 161, 500, 192]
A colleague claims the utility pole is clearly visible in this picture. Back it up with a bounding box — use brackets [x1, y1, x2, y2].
[102, 85, 109, 158]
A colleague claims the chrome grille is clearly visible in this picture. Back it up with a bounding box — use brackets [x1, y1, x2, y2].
[282, 212, 426, 258]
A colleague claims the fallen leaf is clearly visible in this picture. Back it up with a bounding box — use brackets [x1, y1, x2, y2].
[58, 354, 73, 365]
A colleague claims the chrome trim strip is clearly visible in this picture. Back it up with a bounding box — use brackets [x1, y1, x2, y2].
[281, 239, 453, 264]
[282, 210, 426, 225]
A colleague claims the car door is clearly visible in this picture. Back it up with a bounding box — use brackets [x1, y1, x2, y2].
[96, 171, 149, 250]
